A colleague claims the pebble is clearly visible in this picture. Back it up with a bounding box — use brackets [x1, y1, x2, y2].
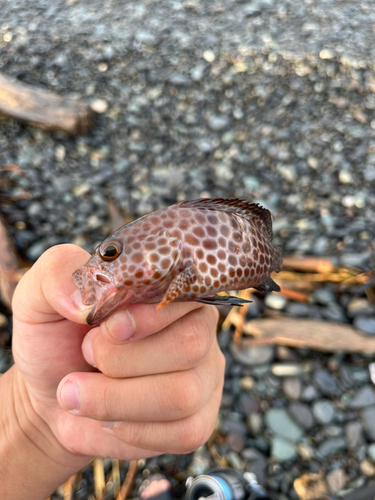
[360, 459, 375, 477]
[282, 377, 302, 400]
[247, 413, 263, 436]
[226, 431, 246, 453]
[265, 409, 304, 442]
[207, 115, 229, 131]
[345, 386, 375, 408]
[313, 400, 336, 425]
[354, 316, 375, 335]
[202, 50, 215, 62]
[313, 369, 341, 396]
[288, 402, 315, 430]
[345, 421, 364, 449]
[301, 385, 320, 402]
[347, 298, 375, 317]
[90, 99, 108, 113]
[362, 406, 375, 440]
[368, 443, 375, 462]
[326, 469, 347, 494]
[272, 363, 303, 377]
[229, 343, 274, 366]
[265, 294, 288, 310]
[318, 437, 346, 458]
[369, 363, 375, 385]
[271, 437, 297, 462]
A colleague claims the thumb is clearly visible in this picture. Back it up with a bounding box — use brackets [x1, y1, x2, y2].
[13, 244, 92, 325]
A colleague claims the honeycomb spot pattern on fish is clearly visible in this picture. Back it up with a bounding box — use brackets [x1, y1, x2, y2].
[73, 198, 282, 325]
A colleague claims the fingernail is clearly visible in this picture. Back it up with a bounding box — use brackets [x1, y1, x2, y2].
[100, 421, 114, 429]
[71, 289, 85, 310]
[60, 379, 80, 412]
[82, 333, 96, 367]
[104, 310, 136, 342]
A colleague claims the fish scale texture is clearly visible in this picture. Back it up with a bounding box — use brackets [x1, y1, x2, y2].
[73, 199, 282, 325]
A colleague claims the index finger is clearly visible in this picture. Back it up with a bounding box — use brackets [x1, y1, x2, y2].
[100, 301, 204, 344]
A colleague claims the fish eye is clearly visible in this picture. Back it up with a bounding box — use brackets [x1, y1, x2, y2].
[100, 243, 121, 261]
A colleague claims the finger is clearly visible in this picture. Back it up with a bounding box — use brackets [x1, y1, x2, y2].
[102, 378, 223, 454]
[82, 305, 219, 377]
[100, 301, 205, 344]
[57, 342, 223, 422]
[13, 244, 92, 325]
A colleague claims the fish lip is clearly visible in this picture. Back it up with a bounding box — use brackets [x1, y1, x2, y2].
[73, 265, 128, 325]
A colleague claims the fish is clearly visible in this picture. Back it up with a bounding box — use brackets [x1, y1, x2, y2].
[73, 198, 282, 326]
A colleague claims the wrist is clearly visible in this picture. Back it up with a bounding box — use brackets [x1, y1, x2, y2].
[0, 365, 88, 500]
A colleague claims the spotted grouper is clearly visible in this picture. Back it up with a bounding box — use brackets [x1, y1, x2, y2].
[73, 198, 282, 326]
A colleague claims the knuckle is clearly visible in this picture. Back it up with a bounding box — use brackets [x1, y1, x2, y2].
[164, 371, 203, 416]
[179, 414, 207, 453]
[183, 314, 213, 366]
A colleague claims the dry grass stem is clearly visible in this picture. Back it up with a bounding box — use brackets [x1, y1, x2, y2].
[116, 460, 138, 500]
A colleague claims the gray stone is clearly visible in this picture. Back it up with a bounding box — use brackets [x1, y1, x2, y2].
[229, 343, 274, 366]
[345, 421, 363, 450]
[346, 386, 375, 409]
[288, 402, 315, 430]
[313, 369, 341, 396]
[318, 438, 346, 457]
[367, 443, 375, 462]
[354, 316, 375, 335]
[282, 377, 302, 400]
[326, 469, 347, 494]
[265, 409, 304, 442]
[207, 115, 229, 131]
[313, 400, 336, 425]
[361, 406, 375, 440]
[271, 436, 297, 462]
[301, 385, 320, 402]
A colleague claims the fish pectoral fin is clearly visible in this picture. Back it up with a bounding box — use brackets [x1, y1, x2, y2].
[196, 295, 252, 307]
[156, 269, 195, 310]
[254, 277, 280, 293]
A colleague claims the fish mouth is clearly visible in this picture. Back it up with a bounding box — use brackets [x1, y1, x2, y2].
[73, 266, 128, 326]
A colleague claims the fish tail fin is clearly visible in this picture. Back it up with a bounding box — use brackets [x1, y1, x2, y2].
[273, 245, 283, 273]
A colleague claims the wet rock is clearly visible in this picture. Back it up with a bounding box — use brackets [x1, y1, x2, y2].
[265, 294, 287, 310]
[288, 402, 315, 430]
[361, 406, 375, 440]
[247, 413, 263, 436]
[313, 369, 341, 396]
[301, 385, 320, 402]
[318, 437, 346, 458]
[345, 421, 364, 449]
[326, 469, 347, 494]
[345, 386, 375, 409]
[367, 443, 375, 462]
[229, 343, 274, 366]
[347, 298, 375, 317]
[282, 377, 302, 400]
[227, 431, 246, 453]
[265, 409, 304, 442]
[271, 364, 303, 377]
[313, 400, 336, 425]
[354, 316, 375, 335]
[271, 437, 297, 462]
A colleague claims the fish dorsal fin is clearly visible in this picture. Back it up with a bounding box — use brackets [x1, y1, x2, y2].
[178, 198, 274, 241]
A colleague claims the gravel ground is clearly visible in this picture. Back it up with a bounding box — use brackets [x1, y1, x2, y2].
[1, 0, 375, 499]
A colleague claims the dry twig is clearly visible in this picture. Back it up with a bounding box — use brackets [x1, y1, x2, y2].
[0, 72, 93, 136]
[94, 457, 106, 499]
[116, 460, 138, 500]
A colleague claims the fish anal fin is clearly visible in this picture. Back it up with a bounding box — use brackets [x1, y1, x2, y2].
[157, 268, 196, 309]
[254, 277, 280, 293]
[196, 295, 252, 307]
[177, 198, 273, 241]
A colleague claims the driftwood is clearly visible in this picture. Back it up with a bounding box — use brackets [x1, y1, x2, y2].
[0, 73, 93, 136]
[232, 316, 375, 353]
[0, 216, 21, 309]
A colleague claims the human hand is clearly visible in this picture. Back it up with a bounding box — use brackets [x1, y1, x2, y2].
[10, 244, 224, 467]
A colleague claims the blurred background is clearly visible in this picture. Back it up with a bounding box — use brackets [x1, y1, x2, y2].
[0, 1, 375, 499]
